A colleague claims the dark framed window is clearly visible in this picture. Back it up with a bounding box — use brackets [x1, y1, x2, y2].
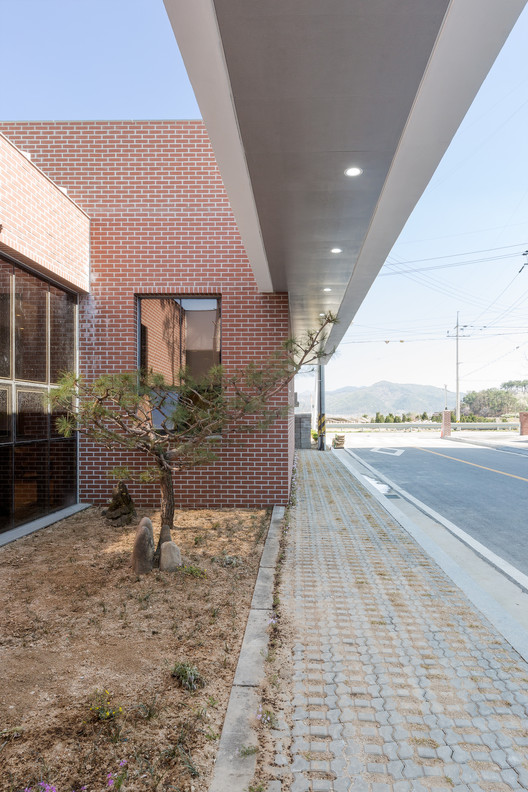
[15, 269, 48, 383]
[50, 286, 76, 381]
[138, 296, 221, 383]
[0, 256, 78, 534]
[0, 261, 11, 379]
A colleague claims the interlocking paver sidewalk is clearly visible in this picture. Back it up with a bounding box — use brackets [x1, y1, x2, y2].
[266, 451, 528, 792]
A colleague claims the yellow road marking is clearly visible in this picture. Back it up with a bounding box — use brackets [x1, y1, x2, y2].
[419, 447, 528, 483]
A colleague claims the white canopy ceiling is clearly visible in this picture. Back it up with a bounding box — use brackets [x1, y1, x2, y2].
[164, 0, 526, 356]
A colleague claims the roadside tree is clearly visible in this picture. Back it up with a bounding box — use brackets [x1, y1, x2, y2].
[50, 314, 336, 540]
[462, 388, 519, 418]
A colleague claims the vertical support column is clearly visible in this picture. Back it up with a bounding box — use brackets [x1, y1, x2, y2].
[455, 312, 461, 423]
[441, 410, 452, 438]
[520, 412, 528, 436]
[317, 363, 326, 451]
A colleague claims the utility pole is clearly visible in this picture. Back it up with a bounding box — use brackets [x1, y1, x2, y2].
[447, 312, 468, 423]
[455, 311, 460, 422]
[317, 363, 326, 450]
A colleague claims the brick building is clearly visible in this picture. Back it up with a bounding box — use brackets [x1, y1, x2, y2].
[1, 2, 523, 540]
[0, 121, 293, 536]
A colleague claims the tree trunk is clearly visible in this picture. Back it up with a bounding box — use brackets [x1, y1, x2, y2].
[159, 467, 175, 529]
[153, 466, 174, 566]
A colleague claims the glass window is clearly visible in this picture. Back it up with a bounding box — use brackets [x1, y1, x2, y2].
[0, 387, 11, 443]
[15, 268, 48, 382]
[50, 398, 71, 439]
[139, 296, 221, 382]
[50, 286, 76, 382]
[0, 257, 78, 533]
[0, 261, 11, 379]
[14, 443, 48, 526]
[181, 298, 221, 379]
[0, 446, 13, 533]
[49, 439, 77, 510]
[16, 389, 48, 440]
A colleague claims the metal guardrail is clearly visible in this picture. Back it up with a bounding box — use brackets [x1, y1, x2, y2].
[327, 422, 520, 431]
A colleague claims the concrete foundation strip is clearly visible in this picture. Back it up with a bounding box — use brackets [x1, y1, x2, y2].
[208, 505, 284, 792]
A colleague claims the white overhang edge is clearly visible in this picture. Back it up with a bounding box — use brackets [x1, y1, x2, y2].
[163, 0, 273, 293]
[323, 0, 527, 357]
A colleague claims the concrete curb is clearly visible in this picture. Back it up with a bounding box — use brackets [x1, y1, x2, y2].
[0, 503, 91, 547]
[208, 505, 285, 792]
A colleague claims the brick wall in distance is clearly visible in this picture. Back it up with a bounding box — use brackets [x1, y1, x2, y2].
[1, 121, 292, 508]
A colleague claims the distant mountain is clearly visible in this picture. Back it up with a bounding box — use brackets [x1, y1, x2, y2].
[296, 380, 458, 417]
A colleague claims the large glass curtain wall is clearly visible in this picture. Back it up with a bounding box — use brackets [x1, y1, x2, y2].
[0, 257, 78, 533]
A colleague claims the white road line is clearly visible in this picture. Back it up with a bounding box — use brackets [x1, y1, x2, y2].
[363, 476, 391, 494]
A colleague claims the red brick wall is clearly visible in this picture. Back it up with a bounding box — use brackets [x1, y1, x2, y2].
[1, 121, 292, 508]
[0, 133, 89, 292]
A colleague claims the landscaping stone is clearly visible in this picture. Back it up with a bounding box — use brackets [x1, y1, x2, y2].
[102, 481, 136, 526]
[131, 520, 155, 575]
[138, 516, 153, 534]
[159, 540, 182, 571]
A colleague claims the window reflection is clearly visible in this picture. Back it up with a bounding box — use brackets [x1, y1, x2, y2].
[16, 389, 48, 440]
[15, 268, 48, 382]
[139, 296, 221, 382]
[14, 443, 48, 526]
[51, 399, 71, 439]
[50, 286, 76, 382]
[0, 387, 11, 443]
[50, 440, 77, 510]
[0, 261, 11, 379]
[0, 446, 13, 532]
[0, 257, 78, 533]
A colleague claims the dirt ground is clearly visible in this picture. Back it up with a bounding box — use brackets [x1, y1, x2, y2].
[0, 504, 271, 792]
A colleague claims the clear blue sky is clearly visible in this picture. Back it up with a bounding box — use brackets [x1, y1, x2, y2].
[2, 0, 528, 400]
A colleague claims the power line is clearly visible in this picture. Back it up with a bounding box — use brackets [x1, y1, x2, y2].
[482, 282, 528, 328]
[384, 242, 526, 266]
[469, 268, 524, 325]
[389, 267, 510, 310]
[382, 253, 523, 312]
[423, 95, 528, 194]
[463, 340, 528, 378]
[340, 330, 528, 345]
[397, 221, 528, 246]
[381, 251, 520, 277]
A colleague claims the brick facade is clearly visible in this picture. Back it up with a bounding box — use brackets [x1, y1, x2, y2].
[0, 133, 89, 291]
[1, 121, 293, 508]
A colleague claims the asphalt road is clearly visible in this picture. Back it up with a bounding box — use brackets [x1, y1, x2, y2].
[346, 435, 528, 578]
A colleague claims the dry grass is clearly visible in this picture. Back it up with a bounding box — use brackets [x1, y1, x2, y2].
[0, 505, 271, 791]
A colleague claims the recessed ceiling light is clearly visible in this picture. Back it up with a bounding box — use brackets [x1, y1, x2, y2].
[323, 287, 332, 292]
[344, 166, 363, 177]
[319, 313, 325, 317]
[331, 248, 342, 254]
